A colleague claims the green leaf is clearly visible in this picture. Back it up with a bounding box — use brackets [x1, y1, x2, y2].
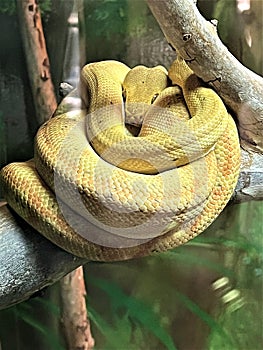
[14, 303, 64, 350]
[174, 291, 235, 348]
[89, 277, 177, 350]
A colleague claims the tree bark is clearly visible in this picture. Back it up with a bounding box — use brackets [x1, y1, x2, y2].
[60, 267, 95, 350]
[16, 0, 57, 124]
[234, 150, 263, 202]
[0, 204, 87, 310]
[146, 0, 263, 153]
[146, 0, 263, 203]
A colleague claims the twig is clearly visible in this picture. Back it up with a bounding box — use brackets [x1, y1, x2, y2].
[60, 267, 95, 350]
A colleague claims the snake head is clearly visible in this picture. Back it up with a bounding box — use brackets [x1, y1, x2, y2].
[168, 57, 196, 88]
[122, 65, 169, 126]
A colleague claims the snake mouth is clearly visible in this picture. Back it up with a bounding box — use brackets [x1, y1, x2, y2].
[123, 101, 151, 136]
[125, 123, 140, 136]
[124, 102, 149, 127]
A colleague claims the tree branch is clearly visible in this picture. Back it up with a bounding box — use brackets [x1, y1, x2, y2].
[0, 204, 87, 310]
[234, 149, 263, 202]
[16, 0, 57, 124]
[60, 267, 95, 350]
[0, 142, 261, 310]
[146, 0, 263, 202]
[146, 0, 263, 153]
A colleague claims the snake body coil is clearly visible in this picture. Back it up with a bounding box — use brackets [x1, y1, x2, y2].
[0, 58, 240, 261]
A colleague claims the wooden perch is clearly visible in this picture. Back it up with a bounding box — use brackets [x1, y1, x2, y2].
[1, 0, 262, 309]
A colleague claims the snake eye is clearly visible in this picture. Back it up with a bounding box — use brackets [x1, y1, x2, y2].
[151, 93, 159, 104]
[122, 89, 127, 102]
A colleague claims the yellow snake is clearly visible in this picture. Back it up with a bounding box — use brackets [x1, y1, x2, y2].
[0, 58, 240, 261]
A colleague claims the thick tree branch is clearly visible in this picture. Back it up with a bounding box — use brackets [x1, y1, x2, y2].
[0, 204, 87, 310]
[1, 143, 262, 309]
[146, 0, 263, 202]
[146, 0, 263, 153]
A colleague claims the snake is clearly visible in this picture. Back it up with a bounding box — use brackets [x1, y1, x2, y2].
[0, 57, 240, 261]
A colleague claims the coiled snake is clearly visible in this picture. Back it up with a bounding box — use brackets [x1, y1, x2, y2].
[0, 58, 240, 261]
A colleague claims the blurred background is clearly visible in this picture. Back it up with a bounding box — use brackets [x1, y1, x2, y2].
[0, 0, 262, 349]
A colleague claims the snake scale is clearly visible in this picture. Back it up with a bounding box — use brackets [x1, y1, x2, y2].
[0, 58, 240, 261]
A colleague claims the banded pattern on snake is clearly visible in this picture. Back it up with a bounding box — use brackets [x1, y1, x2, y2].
[0, 58, 240, 261]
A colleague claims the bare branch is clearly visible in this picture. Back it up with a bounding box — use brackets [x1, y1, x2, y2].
[16, 0, 57, 124]
[0, 205, 87, 310]
[146, 0, 263, 153]
[60, 267, 95, 350]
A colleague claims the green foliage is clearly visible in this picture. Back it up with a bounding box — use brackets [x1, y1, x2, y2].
[175, 291, 235, 347]
[88, 277, 177, 350]
[14, 298, 63, 350]
[84, 0, 127, 39]
[0, 0, 15, 14]
[38, 0, 52, 14]
[207, 202, 263, 350]
[212, 0, 243, 58]
[165, 249, 235, 278]
[86, 203, 263, 349]
[0, 297, 64, 350]
[209, 300, 262, 350]
[14, 312, 62, 349]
